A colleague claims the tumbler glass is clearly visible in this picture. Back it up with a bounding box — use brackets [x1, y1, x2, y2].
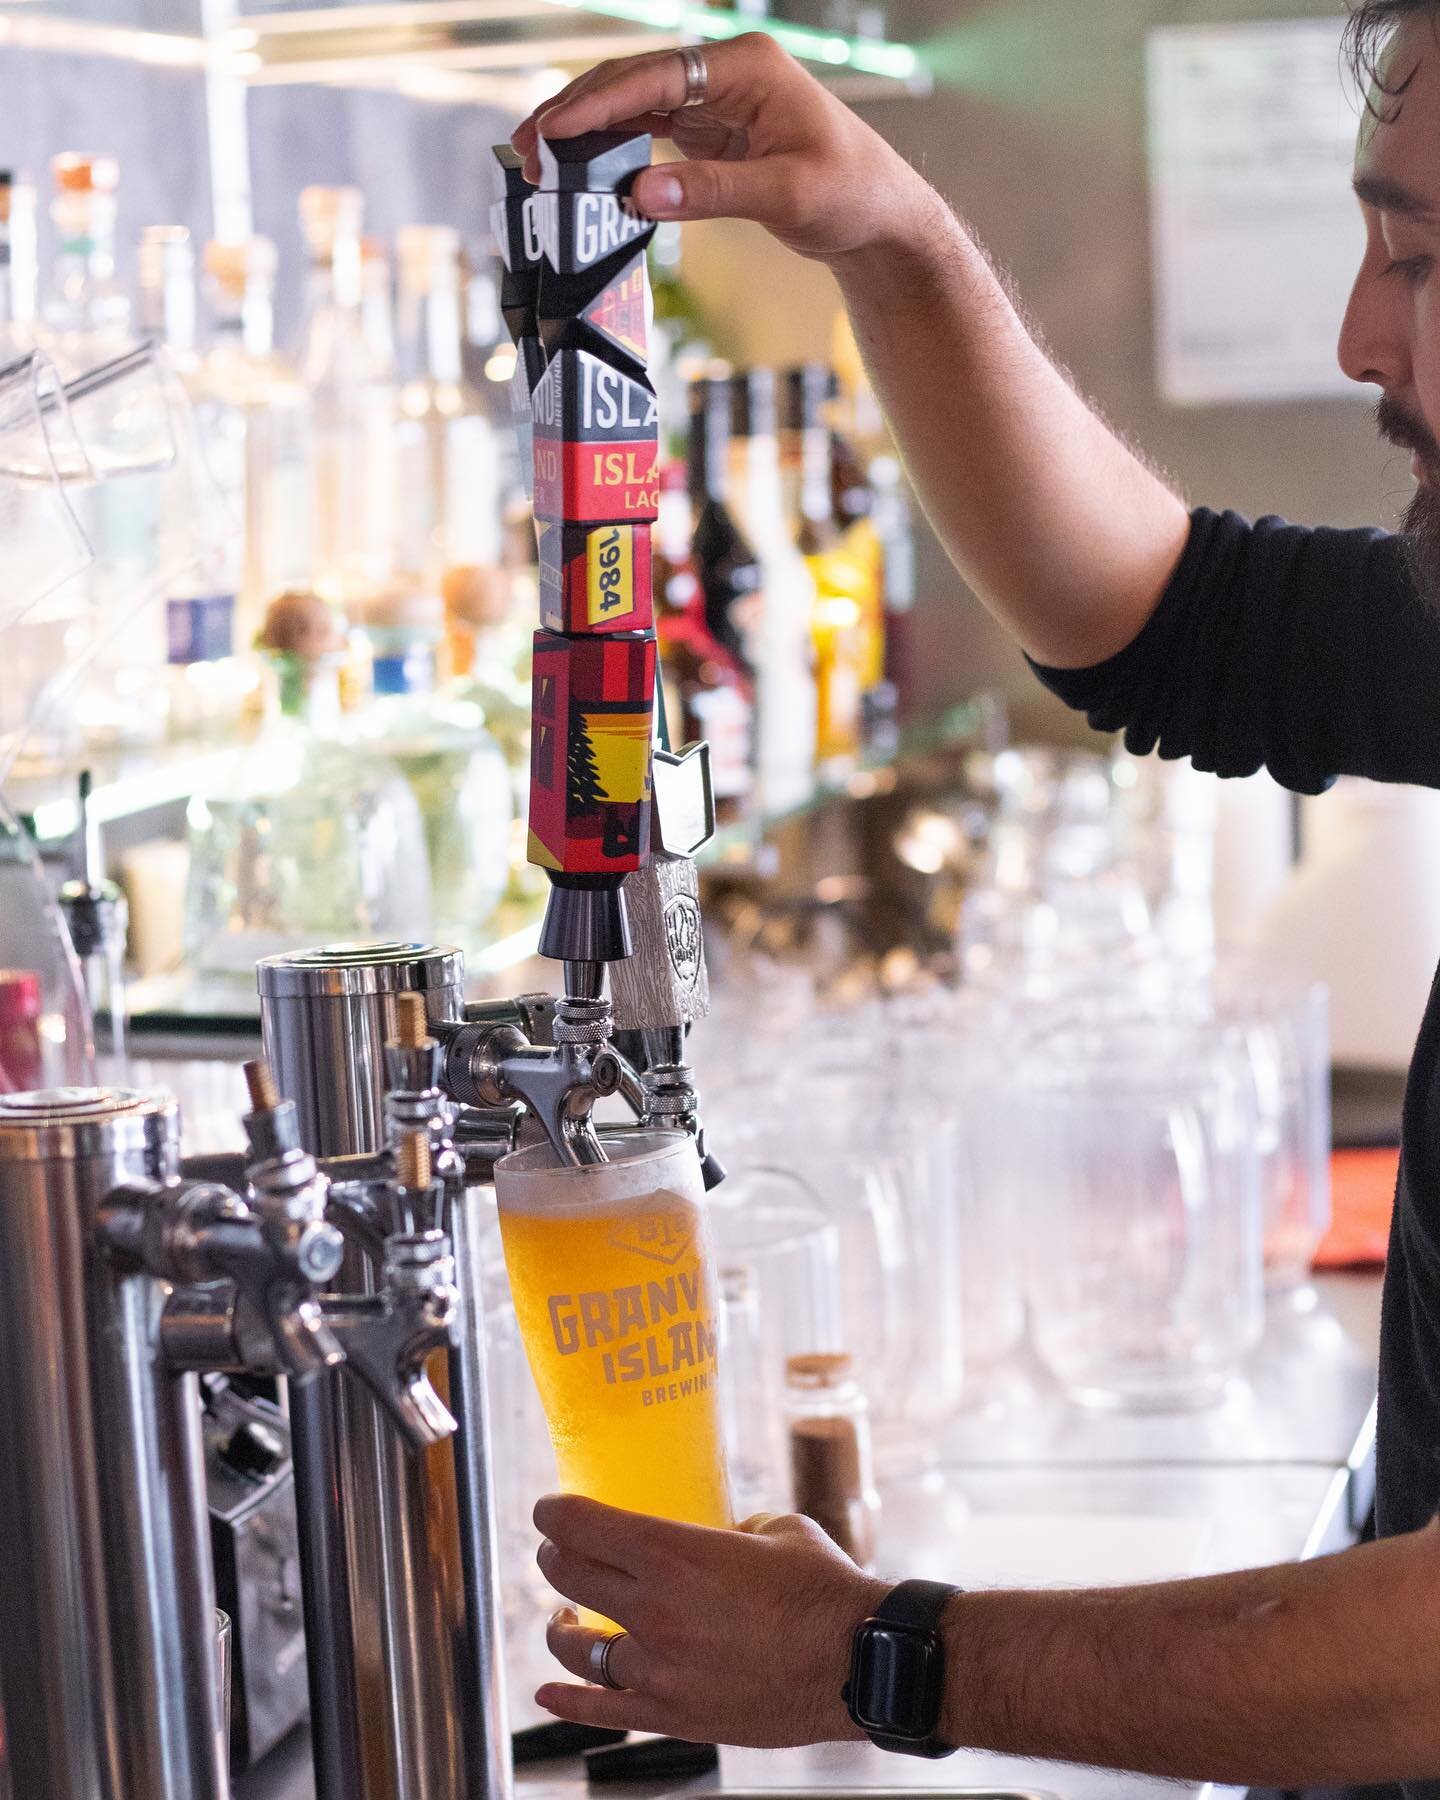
[494, 1130, 732, 1535]
[1016, 1017, 1264, 1409]
[708, 1165, 844, 1516]
[708, 1069, 915, 1428]
[1213, 971, 1331, 1292]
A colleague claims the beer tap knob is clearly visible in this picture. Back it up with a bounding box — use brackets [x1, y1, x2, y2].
[234, 1059, 348, 1378]
[102, 1064, 347, 1384]
[383, 993, 459, 1226]
[320, 1130, 459, 1451]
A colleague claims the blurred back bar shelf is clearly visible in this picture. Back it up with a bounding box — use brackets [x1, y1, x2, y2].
[13, 695, 995, 1049]
[0, 0, 931, 105]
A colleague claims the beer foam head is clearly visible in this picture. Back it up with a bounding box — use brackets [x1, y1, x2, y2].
[496, 1128, 703, 1217]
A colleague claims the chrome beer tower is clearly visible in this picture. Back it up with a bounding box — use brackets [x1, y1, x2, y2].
[251, 127, 720, 1800]
[0, 1066, 466, 1800]
[0, 129, 718, 1800]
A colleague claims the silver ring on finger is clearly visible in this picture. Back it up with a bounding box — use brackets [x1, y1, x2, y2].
[589, 1629, 629, 1690]
[678, 44, 709, 107]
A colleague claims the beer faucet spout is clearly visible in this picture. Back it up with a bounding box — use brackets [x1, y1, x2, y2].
[320, 1231, 459, 1450]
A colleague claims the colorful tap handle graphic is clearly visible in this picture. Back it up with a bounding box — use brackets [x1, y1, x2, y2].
[490, 144, 546, 497]
[512, 129, 661, 887]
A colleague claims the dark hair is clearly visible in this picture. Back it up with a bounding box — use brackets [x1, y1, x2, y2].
[1344, 1, 1435, 113]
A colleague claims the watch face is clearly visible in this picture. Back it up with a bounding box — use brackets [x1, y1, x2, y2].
[849, 1623, 943, 1739]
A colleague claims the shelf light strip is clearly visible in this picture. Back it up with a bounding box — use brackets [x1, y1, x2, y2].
[540, 0, 923, 82]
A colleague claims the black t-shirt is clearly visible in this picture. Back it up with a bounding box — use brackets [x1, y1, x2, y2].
[1031, 505, 1440, 1800]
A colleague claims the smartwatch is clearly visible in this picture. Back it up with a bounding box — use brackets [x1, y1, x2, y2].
[843, 1578, 961, 1758]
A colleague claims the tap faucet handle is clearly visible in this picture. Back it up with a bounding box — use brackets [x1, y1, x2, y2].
[116, 1176, 346, 1382]
[322, 1230, 459, 1451]
[610, 857, 708, 1033]
[650, 744, 716, 862]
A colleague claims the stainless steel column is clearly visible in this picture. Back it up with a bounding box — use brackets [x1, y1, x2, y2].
[0, 1088, 225, 1800]
[257, 942, 510, 1800]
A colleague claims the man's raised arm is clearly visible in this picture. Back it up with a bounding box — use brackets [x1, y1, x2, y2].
[513, 34, 1192, 670]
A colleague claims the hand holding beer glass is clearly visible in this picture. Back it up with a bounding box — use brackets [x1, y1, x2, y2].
[495, 1131, 733, 1623]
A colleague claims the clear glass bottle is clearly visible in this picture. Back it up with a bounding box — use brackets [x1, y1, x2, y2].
[727, 368, 818, 815]
[296, 186, 397, 610]
[395, 225, 505, 590]
[784, 1352, 881, 1569]
[351, 586, 513, 957]
[201, 236, 313, 650]
[41, 153, 129, 373]
[137, 225, 199, 380]
[184, 588, 432, 979]
[49, 165, 173, 750]
[137, 227, 256, 741]
[360, 235, 396, 375]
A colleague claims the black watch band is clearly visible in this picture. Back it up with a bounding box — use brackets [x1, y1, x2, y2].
[844, 1578, 961, 1758]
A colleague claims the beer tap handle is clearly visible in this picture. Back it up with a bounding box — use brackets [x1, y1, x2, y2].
[320, 1230, 459, 1451]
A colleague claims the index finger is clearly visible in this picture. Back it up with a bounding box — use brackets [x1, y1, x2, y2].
[533, 1493, 720, 1572]
[513, 50, 685, 160]
[517, 35, 772, 156]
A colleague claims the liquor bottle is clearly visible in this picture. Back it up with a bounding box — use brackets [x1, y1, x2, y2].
[137, 227, 254, 741]
[830, 318, 909, 736]
[201, 237, 313, 648]
[442, 563, 530, 788]
[296, 186, 398, 609]
[46, 162, 171, 750]
[351, 584, 513, 956]
[655, 456, 753, 821]
[726, 367, 818, 814]
[394, 224, 506, 590]
[184, 587, 431, 978]
[828, 419, 896, 749]
[780, 362, 868, 771]
[0, 171, 37, 356]
[648, 221, 710, 462]
[136, 225, 199, 380]
[41, 153, 129, 373]
[360, 235, 396, 373]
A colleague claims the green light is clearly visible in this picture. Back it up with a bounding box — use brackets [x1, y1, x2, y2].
[547, 0, 925, 86]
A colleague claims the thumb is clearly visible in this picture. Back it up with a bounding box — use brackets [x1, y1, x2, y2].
[633, 154, 805, 230]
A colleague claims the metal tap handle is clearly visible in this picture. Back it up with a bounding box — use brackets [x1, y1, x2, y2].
[102, 1178, 346, 1381]
[187, 1212, 346, 1383]
[321, 1231, 459, 1451]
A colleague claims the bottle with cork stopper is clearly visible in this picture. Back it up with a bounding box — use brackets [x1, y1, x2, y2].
[785, 1350, 881, 1570]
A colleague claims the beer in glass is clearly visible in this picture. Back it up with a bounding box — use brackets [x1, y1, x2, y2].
[495, 1130, 733, 1534]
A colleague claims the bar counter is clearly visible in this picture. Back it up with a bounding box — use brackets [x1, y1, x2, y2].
[238, 1272, 1382, 1800]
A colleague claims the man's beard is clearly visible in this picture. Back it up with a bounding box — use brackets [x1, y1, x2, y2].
[1402, 482, 1440, 598]
[1378, 396, 1440, 596]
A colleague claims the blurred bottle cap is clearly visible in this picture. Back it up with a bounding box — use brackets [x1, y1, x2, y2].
[259, 588, 345, 658]
[52, 152, 119, 195]
[204, 235, 278, 292]
[786, 1351, 855, 1390]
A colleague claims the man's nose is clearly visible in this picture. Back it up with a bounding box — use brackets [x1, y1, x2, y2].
[1338, 260, 1412, 391]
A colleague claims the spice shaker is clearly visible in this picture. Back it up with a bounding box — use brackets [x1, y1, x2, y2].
[785, 1351, 881, 1569]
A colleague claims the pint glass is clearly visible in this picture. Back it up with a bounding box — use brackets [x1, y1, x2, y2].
[495, 1131, 732, 1532]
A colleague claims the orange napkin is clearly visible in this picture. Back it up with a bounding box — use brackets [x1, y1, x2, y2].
[1313, 1148, 1401, 1270]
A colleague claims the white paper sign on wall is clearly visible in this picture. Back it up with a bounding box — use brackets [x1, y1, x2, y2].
[1147, 18, 1368, 406]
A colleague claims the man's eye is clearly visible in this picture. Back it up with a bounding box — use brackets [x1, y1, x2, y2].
[1384, 254, 1434, 285]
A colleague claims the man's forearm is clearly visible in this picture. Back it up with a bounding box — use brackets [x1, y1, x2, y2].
[943, 1521, 1440, 1786]
[830, 190, 1191, 670]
